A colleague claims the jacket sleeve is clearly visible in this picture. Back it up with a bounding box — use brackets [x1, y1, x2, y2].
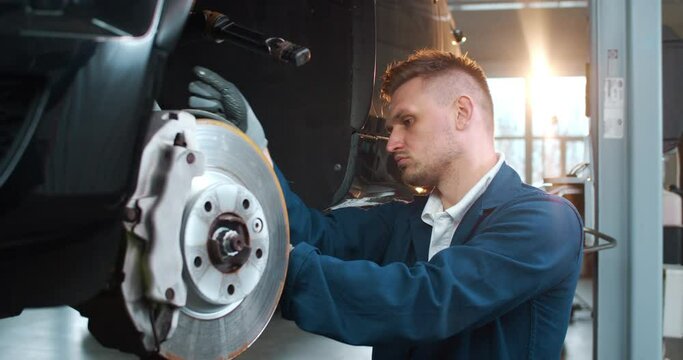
[274, 165, 401, 262]
[280, 195, 584, 345]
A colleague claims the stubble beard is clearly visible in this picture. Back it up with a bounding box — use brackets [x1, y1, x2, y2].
[398, 124, 462, 187]
[400, 143, 460, 188]
[400, 161, 438, 187]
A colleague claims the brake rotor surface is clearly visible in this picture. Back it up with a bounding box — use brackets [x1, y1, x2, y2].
[159, 119, 289, 359]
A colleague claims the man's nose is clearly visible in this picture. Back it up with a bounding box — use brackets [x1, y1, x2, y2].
[386, 130, 403, 153]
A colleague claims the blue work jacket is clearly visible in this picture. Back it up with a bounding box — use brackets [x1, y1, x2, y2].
[276, 163, 583, 359]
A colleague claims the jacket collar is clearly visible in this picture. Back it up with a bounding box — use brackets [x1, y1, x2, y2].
[478, 162, 523, 210]
[450, 162, 523, 245]
[408, 163, 524, 260]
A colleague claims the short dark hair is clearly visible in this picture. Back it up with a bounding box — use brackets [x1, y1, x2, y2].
[380, 49, 493, 115]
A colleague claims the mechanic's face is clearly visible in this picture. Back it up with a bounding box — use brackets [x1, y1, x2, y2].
[385, 77, 461, 187]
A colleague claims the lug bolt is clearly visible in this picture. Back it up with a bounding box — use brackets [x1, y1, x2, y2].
[253, 218, 263, 233]
[186, 152, 195, 164]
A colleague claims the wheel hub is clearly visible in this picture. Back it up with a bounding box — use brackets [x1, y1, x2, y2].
[208, 213, 252, 273]
[181, 177, 270, 316]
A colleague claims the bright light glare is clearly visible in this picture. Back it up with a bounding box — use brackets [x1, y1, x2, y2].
[451, 38, 466, 46]
[527, 45, 589, 138]
[530, 51, 561, 138]
[414, 187, 427, 194]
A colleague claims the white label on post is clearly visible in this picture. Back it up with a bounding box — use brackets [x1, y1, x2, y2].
[603, 77, 625, 139]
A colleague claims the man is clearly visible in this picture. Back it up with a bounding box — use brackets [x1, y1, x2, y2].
[191, 49, 583, 359]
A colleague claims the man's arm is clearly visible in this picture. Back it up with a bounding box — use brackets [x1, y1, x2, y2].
[186, 66, 399, 262]
[280, 195, 583, 345]
[274, 165, 402, 263]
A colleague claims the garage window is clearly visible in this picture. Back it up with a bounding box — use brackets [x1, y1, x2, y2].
[490, 76, 589, 186]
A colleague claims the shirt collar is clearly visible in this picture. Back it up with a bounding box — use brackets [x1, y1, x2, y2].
[421, 153, 506, 226]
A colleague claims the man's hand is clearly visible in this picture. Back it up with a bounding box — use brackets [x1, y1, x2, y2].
[189, 66, 268, 150]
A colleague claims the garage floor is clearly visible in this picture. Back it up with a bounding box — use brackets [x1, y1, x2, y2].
[0, 307, 370, 360]
[0, 280, 593, 360]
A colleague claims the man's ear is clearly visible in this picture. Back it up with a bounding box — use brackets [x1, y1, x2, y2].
[454, 95, 474, 130]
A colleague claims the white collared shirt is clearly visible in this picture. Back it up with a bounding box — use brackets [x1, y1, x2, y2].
[421, 153, 506, 260]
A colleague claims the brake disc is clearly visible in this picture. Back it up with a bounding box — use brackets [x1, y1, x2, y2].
[121, 116, 289, 359]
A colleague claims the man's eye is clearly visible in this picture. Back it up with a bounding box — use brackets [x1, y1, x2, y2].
[386, 126, 393, 134]
[403, 118, 413, 126]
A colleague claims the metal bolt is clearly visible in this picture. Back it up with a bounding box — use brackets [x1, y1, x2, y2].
[227, 284, 235, 295]
[165, 288, 175, 301]
[253, 218, 263, 233]
[242, 199, 250, 209]
[204, 201, 212, 212]
[333, 163, 342, 171]
[186, 153, 195, 164]
[123, 206, 140, 223]
[226, 232, 246, 253]
[256, 248, 263, 259]
[194, 256, 202, 267]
